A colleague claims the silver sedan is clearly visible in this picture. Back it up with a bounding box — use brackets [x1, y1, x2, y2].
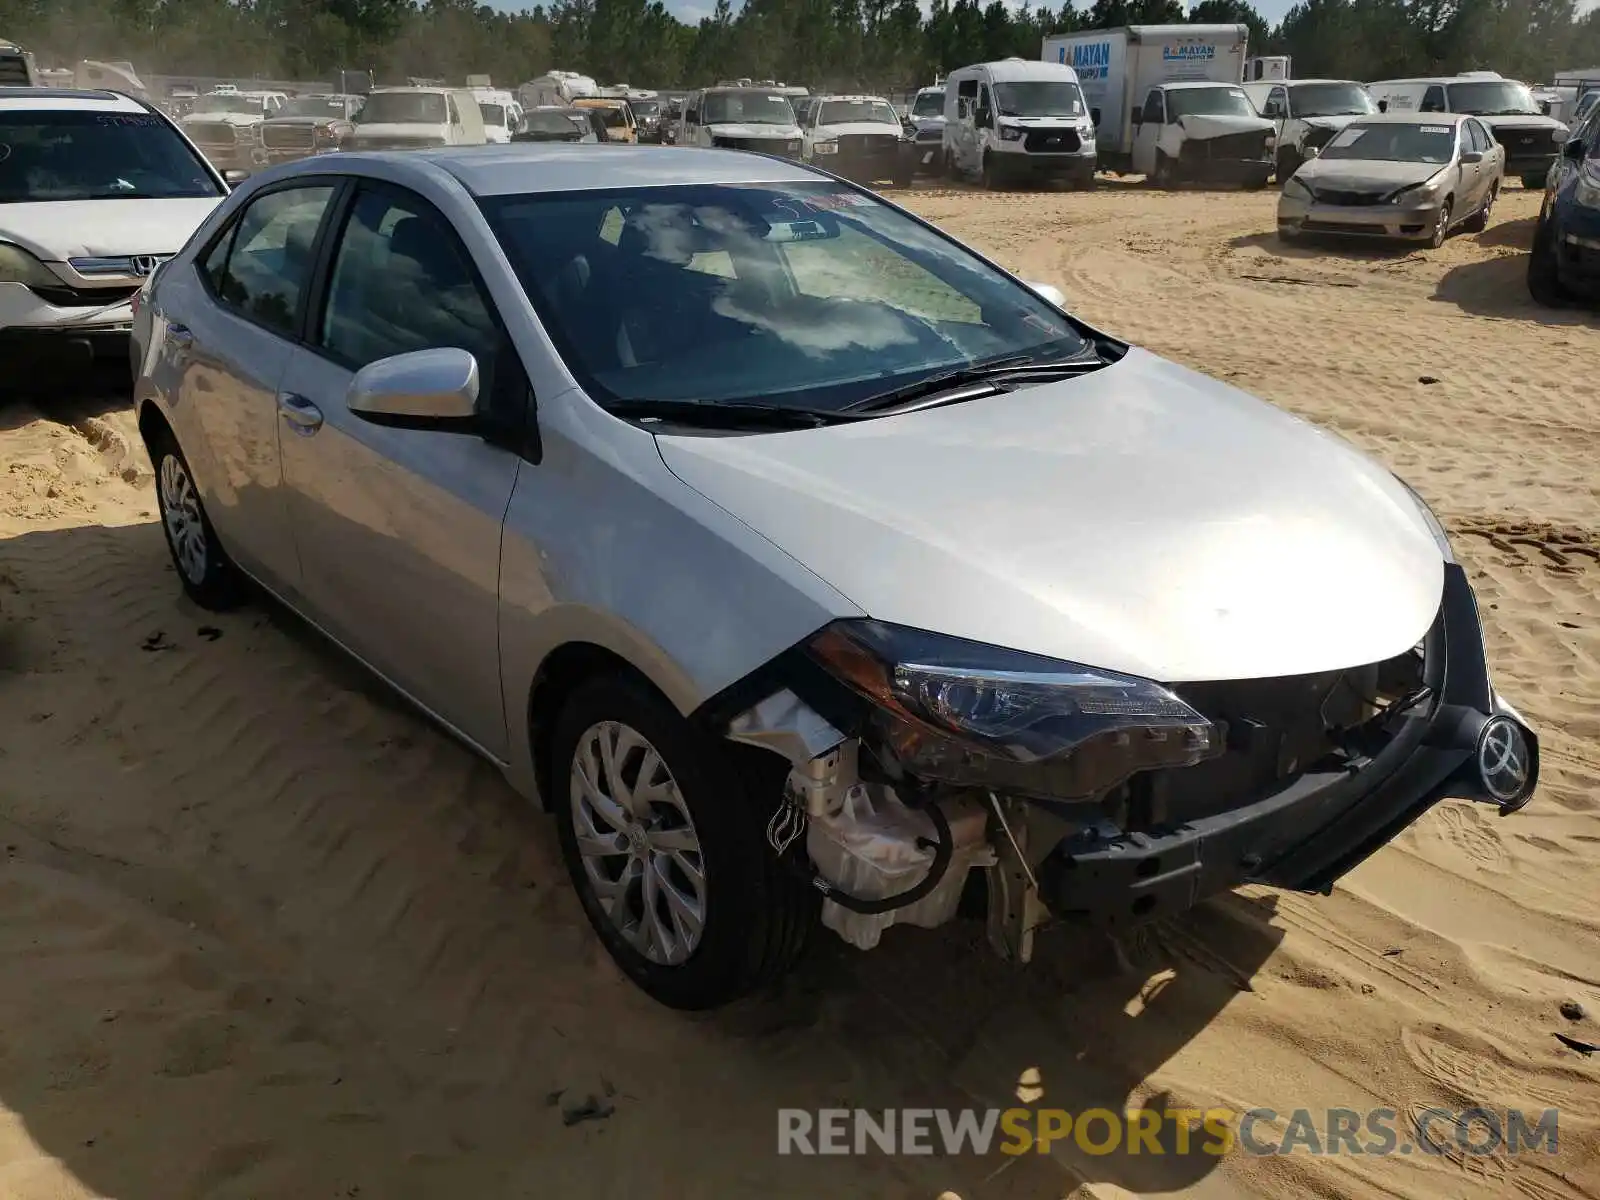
[1278, 112, 1505, 247]
[131, 145, 1536, 1010]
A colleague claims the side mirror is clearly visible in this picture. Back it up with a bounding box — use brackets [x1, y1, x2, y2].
[347, 348, 480, 428]
[1090, 106, 1101, 128]
[1131, 106, 1143, 126]
[1377, 99, 1388, 113]
[1460, 150, 1484, 164]
[1023, 280, 1066, 307]
[221, 168, 251, 188]
[1305, 145, 1321, 158]
[1565, 139, 1585, 161]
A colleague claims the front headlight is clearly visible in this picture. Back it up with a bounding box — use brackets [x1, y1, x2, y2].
[808, 621, 1220, 801]
[813, 140, 838, 155]
[1575, 172, 1600, 209]
[0, 242, 60, 288]
[1390, 172, 1446, 205]
[1396, 476, 1454, 562]
[999, 125, 1022, 141]
[1282, 176, 1313, 201]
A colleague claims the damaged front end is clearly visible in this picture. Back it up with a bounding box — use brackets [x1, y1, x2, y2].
[702, 563, 1538, 964]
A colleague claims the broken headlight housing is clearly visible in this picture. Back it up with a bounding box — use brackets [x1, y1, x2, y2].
[807, 621, 1220, 802]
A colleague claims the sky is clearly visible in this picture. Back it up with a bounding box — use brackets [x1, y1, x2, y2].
[483, 0, 1598, 42]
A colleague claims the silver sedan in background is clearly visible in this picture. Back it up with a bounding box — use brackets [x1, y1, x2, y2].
[1278, 113, 1505, 247]
[131, 145, 1536, 1010]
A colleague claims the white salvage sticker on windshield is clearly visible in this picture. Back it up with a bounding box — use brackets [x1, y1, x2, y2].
[1420, 125, 1451, 134]
[1329, 127, 1367, 147]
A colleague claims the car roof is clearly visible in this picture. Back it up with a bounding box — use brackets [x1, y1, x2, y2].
[1163, 81, 1246, 90]
[950, 60, 1079, 82]
[0, 87, 146, 112]
[332, 143, 822, 196]
[817, 94, 891, 103]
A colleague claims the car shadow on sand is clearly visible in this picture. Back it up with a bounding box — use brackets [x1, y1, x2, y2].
[1434, 217, 1600, 324]
[0, 364, 134, 433]
[0, 514, 1288, 1199]
[1228, 230, 1431, 266]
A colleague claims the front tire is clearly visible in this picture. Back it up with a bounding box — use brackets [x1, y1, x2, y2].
[1527, 215, 1571, 306]
[1151, 151, 1178, 189]
[1428, 198, 1454, 249]
[1276, 148, 1302, 186]
[151, 432, 244, 611]
[981, 152, 1001, 190]
[551, 675, 815, 1010]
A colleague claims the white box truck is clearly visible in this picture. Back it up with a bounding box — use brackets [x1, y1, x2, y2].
[1042, 23, 1250, 172]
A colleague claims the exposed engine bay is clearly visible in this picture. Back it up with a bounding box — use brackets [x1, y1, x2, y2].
[717, 574, 1536, 961]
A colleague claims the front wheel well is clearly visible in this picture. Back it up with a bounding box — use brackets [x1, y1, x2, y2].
[526, 642, 676, 809]
[137, 400, 174, 455]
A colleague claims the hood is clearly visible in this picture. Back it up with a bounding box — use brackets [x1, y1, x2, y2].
[1298, 114, 1364, 132]
[264, 115, 346, 128]
[1177, 112, 1275, 139]
[346, 122, 447, 140]
[654, 350, 1444, 684]
[913, 115, 947, 132]
[706, 122, 800, 139]
[815, 121, 903, 138]
[1297, 156, 1447, 192]
[996, 114, 1087, 127]
[1474, 113, 1566, 131]
[0, 198, 222, 261]
[185, 111, 262, 127]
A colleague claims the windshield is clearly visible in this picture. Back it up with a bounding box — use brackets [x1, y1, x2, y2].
[818, 100, 899, 126]
[356, 92, 447, 125]
[912, 90, 944, 117]
[523, 110, 582, 137]
[632, 99, 660, 117]
[0, 110, 222, 203]
[478, 102, 507, 126]
[281, 96, 347, 118]
[194, 95, 263, 116]
[1319, 121, 1458, 163]
[993, 81, 1083, 117]
[1445, 80, 1540, 115]
[703, 92, 794, 125]
[1167, 87, 1256, 119]
[1289, 83, 1376, 118]
[482, 182, 1087, 414]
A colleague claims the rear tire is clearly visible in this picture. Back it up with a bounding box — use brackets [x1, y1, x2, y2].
[551, 675, 815, 1011]
[1464, 184, 1496, 233]
[1527, 216, 1571, 307]
[150, 431, 244, 611]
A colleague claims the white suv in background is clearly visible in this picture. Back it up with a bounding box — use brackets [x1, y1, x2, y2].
[0, 86, 233, 381]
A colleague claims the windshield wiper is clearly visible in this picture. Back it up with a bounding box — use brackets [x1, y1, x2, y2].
[844, 350, 1108, 416]
[605, 398, 852, 430]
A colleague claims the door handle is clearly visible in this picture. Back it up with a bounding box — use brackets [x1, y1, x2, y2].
[166, 322, 192, 346]
[278, 391, 324, 436]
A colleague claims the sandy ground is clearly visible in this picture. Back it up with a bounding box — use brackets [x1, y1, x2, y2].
[0, 182, 1597, 1200]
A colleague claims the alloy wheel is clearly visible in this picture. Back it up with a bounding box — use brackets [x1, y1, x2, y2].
[569, 720, 707, 966]
[159, 454, 208, 586]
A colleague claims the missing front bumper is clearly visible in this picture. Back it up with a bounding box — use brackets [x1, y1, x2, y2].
[1034, 563, 1536, 928]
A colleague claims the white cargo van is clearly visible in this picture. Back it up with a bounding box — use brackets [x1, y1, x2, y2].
[472, 87, 522, 142]
[1042, 23, 1250, 173]
[341, 86, 488, 151]
[1366, 74, 1570, 187]
[942, 59, 1097, 189]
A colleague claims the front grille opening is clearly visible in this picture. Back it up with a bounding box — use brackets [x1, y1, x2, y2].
[1109, 644, 1429, 831]
[29, 283, 140, 309]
